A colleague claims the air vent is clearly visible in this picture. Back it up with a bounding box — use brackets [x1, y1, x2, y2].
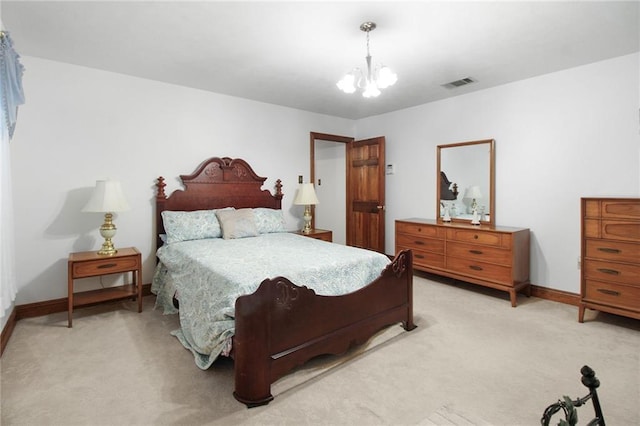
[442, 77, 476, 89]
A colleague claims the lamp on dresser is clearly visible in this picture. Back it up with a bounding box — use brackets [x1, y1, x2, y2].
[82, 179, 130, 256]
[293, 183, 319, 234]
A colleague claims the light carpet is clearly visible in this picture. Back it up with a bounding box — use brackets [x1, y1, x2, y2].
[2, 272, 639, 425]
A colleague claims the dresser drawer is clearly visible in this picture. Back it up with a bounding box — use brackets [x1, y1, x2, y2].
[447, 241, 511, 266]
[403, 248, 445, 269]
[72, 256, 140, 278]
[601, 200, 640, 220]
[584, 279, 640, 310]
[396, 222, 444, 239]
[446, 228, 509, 248]
[583, 259, 640, 287]
[446, 256, 512, 284]
[396, 233, 444, 254]
[585, 239, 640, 264]
[601, 220, 640, 242]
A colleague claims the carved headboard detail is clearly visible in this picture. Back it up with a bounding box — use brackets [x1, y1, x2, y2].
[155, 157, 283, 248]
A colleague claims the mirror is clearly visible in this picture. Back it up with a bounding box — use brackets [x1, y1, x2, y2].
[437, 139, 495, 226]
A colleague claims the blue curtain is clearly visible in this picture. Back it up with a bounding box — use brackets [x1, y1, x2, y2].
[1, 31, 25, 139]
[0, 31, 23, 317]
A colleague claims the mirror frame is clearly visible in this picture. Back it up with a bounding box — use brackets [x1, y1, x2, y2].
[436, 139, 495, 226]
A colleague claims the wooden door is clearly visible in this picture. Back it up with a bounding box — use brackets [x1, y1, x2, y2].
[346, 136, 386, 252]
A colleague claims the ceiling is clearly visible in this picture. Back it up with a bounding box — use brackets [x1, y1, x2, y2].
[1, 1, 638, 120]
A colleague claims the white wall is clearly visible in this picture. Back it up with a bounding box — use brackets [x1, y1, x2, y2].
[7, 56, 354, 308]
[5, 53, 639, 319]
[357, 53, 640, 293]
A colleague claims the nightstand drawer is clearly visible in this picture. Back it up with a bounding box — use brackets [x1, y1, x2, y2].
[72, 256, 140, 278]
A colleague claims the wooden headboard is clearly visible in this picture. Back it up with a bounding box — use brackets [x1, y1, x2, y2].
[155, 157, 283, 249]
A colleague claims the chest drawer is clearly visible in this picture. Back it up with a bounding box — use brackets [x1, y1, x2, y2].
[446, 256, 512, 284]
[396, 233, 444, 254]
[446, 241, 512, 266]
[72, 256, 140, 278]
[584, 279, 640, 310]
[601, 200, 640, 220]
[396, 222, 445, 239]
[583, 259, 640, 287]
[585, 239, 640, 264]
[446, 228, 510, 248]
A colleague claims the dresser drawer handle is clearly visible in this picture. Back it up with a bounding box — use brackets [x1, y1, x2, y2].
[597, 288, 620, 297]
[469, 265, 483, 271]
[473, 235, 479, 239]
[97, 263, 117, 269]
[415, 254, 425, 259]
[414, 240, 425, 245]
[597, 247, 620, 254]
[469, 249, 483, 255]
[597, 268, 620, 275]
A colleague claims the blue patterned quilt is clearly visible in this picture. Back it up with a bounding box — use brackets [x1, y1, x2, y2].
[152, 233, 391, 369]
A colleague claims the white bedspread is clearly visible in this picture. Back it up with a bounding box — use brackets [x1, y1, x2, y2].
[152, 232, 390, 369]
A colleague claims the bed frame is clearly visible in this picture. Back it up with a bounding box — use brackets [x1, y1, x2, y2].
[155, 156, 416, 407]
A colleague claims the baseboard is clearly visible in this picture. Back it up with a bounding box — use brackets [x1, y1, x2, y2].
[1, 284, 153, 357]
[1, 307, 17, 357]
[530, 284, 581, 306]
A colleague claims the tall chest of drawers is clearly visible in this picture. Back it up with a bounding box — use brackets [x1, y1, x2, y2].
[580, 198, 640, 322]
[395, 218, 530, 307]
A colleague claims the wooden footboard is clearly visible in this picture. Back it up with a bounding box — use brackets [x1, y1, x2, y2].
[232, 249, 415, 407]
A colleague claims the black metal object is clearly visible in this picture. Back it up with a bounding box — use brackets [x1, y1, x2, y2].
[541, 365, 605, 426]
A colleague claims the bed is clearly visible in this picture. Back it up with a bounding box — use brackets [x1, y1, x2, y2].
[153, 156, 415, 407]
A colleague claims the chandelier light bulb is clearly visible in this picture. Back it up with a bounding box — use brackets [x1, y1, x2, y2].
[377, 66, 397, 89]
[337, 21, 397, 98]
[336, 72, 357, 94]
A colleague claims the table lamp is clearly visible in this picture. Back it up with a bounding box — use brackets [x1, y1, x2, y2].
[464, 185, 483, 226]
[82, 179, 130, 255]
[293, 183, 319, 234]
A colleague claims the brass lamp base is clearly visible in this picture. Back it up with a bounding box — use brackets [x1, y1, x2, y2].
[301, 205, 313, 234]
[97, 212, 118, 256]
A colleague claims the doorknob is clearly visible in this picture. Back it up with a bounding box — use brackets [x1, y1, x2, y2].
[377, 205, 385, 210]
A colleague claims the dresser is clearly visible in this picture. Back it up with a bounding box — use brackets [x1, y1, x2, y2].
[579, 198, 640, 322]
[396, 218, 530, 306]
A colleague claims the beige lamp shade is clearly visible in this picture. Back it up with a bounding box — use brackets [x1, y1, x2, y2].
[82, 180, 130, 213]
[293, 183, 319, 206]
[463, 186, 482, 200]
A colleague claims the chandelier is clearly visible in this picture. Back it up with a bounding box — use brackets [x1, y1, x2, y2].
[336, 22, 397, 98]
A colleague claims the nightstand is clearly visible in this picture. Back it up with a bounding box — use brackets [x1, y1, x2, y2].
[293, 228, 333, 242]
[67, 247, 142, 328]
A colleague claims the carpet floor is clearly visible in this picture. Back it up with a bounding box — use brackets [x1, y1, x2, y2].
[2, 272, 639, 425]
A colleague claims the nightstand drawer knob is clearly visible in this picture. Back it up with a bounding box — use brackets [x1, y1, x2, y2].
[97, 263, 117, 269]
[597, 268, 620, 275]
[597, 288, 620, 297]
[597, 247, 620, 254]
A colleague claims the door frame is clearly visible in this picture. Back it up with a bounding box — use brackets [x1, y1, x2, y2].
[309, 132, 353, 231]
